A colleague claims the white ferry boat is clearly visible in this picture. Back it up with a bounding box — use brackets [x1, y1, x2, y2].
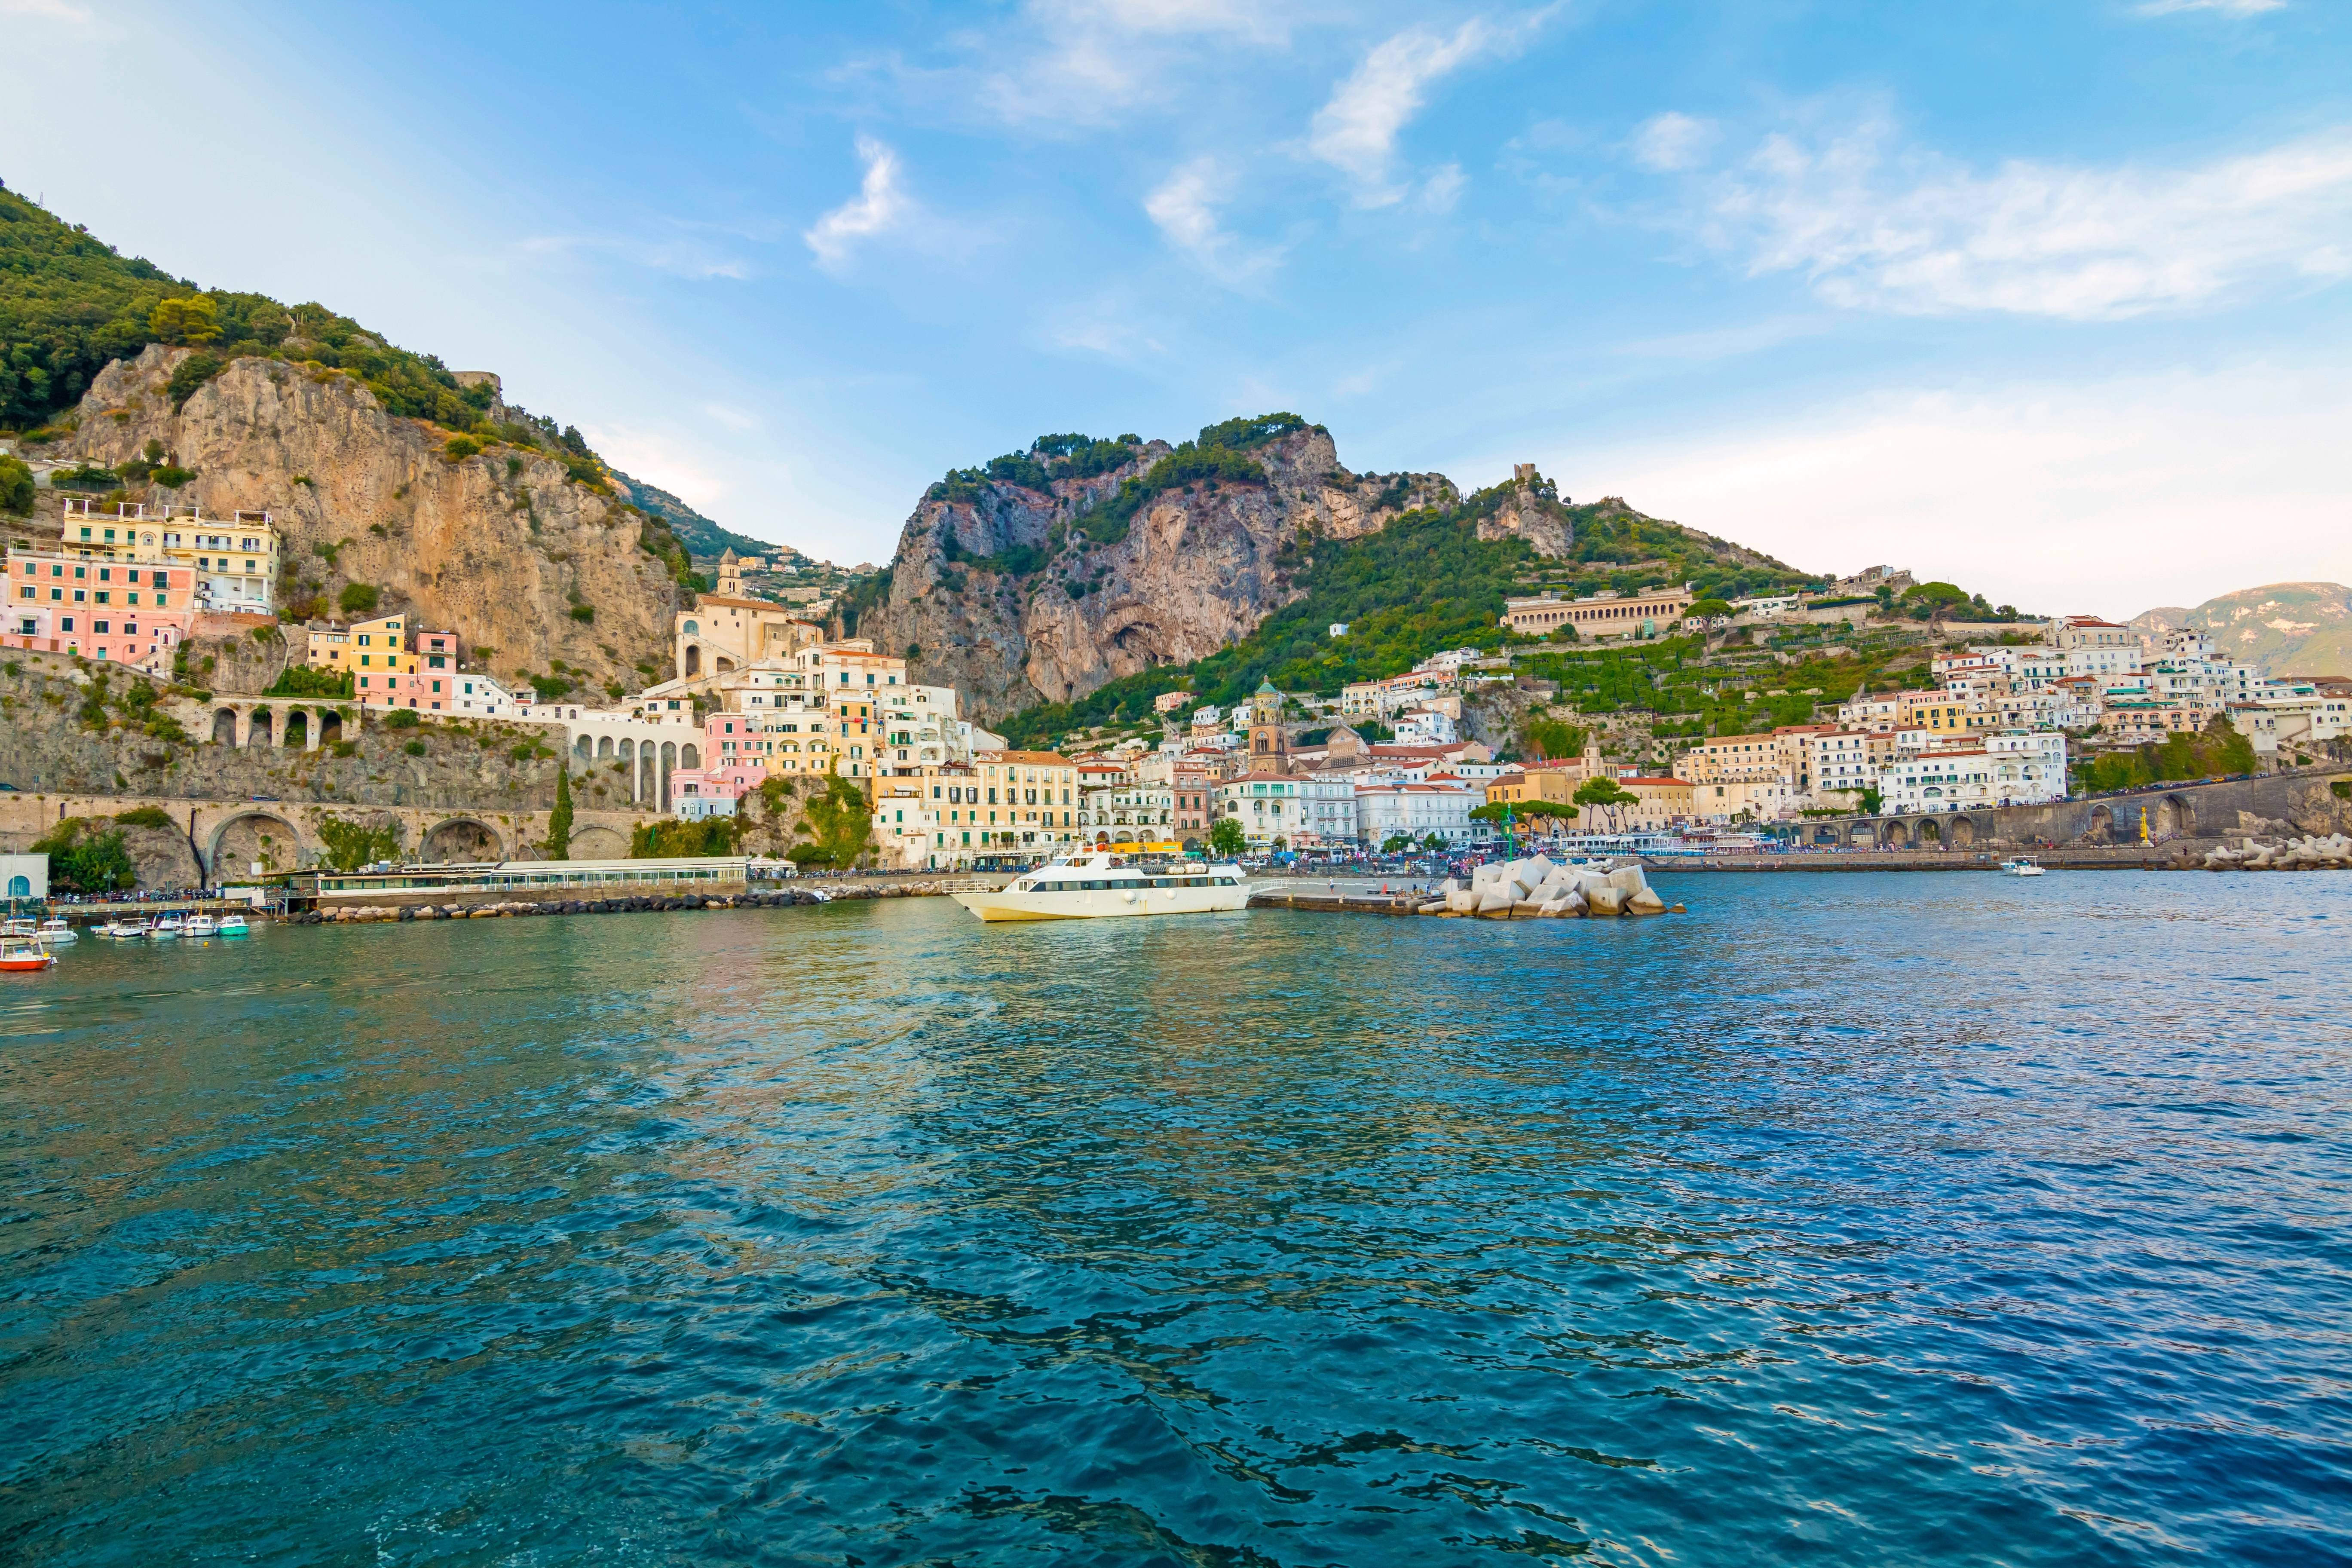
[949, 852, 1250, 922]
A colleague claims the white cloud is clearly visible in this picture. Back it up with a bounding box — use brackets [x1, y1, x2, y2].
[804, 135, 909, 270]
[1308, 17, 1532, 206]
[1582, 364, 2352, 614]
[2135, 0, 2284, 15]
[1144, 157, 1282, 285]
[1689, 113, 2352, 318]
[1630, 111, 1718, 173]
[702, 402, 760, 432]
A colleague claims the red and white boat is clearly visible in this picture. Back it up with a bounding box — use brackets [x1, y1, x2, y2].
[1, 935, 58, 972]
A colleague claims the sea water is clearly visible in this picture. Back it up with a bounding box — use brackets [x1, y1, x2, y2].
[2, 874, 2347, 1565]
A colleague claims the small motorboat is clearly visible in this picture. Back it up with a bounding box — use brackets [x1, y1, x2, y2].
[37, 918, 77, 945]
[0, 935, 58, 972]
[98, 918, 153, 939]
[2000, 856, 2047, 877]
[152, 914, 186, 939]
[0, 917, 36, 941]
[185, 914, 219, 938]
[217, 913, 250, 937]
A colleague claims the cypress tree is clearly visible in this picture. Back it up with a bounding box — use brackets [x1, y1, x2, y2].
[546, 765, 573, 859]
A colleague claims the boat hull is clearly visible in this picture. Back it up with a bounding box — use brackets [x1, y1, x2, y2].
[950, 885, 1251, 922]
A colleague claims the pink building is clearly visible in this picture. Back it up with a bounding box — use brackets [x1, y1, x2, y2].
[5, 548, 198, 668]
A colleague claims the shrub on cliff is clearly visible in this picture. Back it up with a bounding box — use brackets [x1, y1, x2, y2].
[383, 708, 420, 729]
[314, 812, 403, 872]
[266, 665, 353, 698]
[337, 583, 380, 615]
[0, 454, 34, 515]
[30, 818, 136, 892]
[444, 435, 481, 461]
[631, 818, 734, 858]
[166, 351, 224, 410]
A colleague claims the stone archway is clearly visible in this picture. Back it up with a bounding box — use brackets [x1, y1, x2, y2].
[2086, 803, 2115, 844]
[681, 743, 701, 769]
[2158, 793, 2196, 837]
[207, 809, 307, 878]
[574, 734, 594, 762]
[212, 707, 238, 745]
[597, 735, 614, 760]
[567, 824, 629, 859]
[684, 645, 702, 678]
[659, 741, 677, 812]
[1920, 817, 1942, 844]
[423, 817, 505, 862]
[247, 707, 274, 747]
[1847, 821, 1876, 846]
[318, 708, 344, 746]
[1948, 815, 1976, 848]
[283, 708, 309, 749]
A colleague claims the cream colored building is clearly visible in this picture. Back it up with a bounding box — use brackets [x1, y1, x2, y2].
[1502, 585, 1695, 640]
[61, 499, 279, 613]
[674, 594, 823, 682]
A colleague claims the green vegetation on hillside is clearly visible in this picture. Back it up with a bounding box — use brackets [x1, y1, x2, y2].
[1514, 500, 1815, 605]
[30, 816, 136, 892]
[0, 185, 498, 429]
[2077, 717, 2255, 792]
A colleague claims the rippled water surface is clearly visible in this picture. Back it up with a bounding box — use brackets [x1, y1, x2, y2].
[3, 874, 2350, 1565]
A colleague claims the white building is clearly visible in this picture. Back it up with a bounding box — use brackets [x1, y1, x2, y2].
[1290, 775, 1361, 850]
[1391, 707, 1458, 746]
[1880, 732, 2067, 813]
[1355, 780, 1479, 848]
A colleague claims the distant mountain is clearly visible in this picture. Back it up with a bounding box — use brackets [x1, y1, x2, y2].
[607, 471, 787, 564]
[2132, 582, 2352, 677]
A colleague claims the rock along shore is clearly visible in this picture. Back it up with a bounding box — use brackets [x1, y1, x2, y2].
[294, 883, 965, 925]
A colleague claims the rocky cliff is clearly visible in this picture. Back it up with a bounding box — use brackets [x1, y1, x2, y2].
[57, 345, 682, 696]
[2131, 582, 2352, 677]
[842, 420, 1484, 722]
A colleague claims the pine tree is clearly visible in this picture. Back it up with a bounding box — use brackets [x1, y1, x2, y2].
[546, 765, 573, 860]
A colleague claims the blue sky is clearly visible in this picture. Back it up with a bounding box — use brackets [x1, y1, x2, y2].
[6, 0, 2348, 613]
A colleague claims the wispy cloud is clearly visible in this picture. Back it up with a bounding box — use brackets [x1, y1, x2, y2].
[971, 0, 1304, 126]
[1630, 111, 1717, 173]
[1308, 14, 1544, 207]
[805, 135, 909, 270]
[1680, 111, 2352, 318]
[702, 403, 760, 432]
[1145, 157, 1283, 285]
[2134, 0, 2284, 16]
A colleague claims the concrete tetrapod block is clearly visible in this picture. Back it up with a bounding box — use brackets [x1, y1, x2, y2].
[1446, 887, 1479, 914]
[1583, 884, 1627, 916]
[1475, 889, 1516, 918]
[1626, 887, 1667, 915]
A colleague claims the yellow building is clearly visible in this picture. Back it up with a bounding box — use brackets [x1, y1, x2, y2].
[1575, 776, 1694, 832]
[1484, 769, 1583, 807]
[967, 751, 1079, 852]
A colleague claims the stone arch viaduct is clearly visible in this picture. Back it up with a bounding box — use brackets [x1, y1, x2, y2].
[0, 794, 647, 880]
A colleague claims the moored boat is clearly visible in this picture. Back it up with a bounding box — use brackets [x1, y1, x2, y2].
[152, 913, 185, 939]
[949, 851, 1250, 922]
[98, 918, 153, 939]
[1, 917, 36, 942]
[37, 917, 77, 944]
[2000, 856, 2047, 877]
[185, 914, 219, 938]
[217, 913, 251, 937]
[0, 935, 58, 972]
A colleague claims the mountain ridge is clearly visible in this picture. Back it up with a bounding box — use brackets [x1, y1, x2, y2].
[2131, 582, 2352, 677]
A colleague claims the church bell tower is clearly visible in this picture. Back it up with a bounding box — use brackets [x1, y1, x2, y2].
[1249, 677, 1289, 772]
